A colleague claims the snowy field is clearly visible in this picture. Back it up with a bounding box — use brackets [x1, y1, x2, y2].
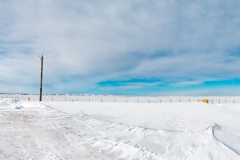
[1, 94, 240, 104]
[0, 97, 240, 160]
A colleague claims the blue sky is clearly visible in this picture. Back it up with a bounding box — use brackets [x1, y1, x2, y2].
[0, 0, 240, 96]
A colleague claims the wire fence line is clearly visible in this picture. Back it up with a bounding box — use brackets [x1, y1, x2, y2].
[1, 94, 240, 104]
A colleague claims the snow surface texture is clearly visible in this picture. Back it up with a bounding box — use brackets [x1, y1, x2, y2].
[0, 98, 240, 160]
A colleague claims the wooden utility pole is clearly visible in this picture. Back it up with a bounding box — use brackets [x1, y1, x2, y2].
[39, 55, 43, 101]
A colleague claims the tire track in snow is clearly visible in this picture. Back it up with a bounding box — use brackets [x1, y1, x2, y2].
[0, 102, 166, 160]
[0, 104, 107, 160]
[46, 108, 168, 160]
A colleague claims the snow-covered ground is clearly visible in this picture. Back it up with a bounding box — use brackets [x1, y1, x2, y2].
[0, 97, 240, 159]
[1, 94, 240, 104]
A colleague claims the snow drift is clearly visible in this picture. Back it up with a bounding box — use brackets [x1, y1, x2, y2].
[0, 98, 239, 159]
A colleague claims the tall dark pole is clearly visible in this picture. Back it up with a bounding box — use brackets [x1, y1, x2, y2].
[40, 55, 43, 101]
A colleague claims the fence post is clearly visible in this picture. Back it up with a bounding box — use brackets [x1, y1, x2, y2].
[233, 99, 235, 104]
[52, 97, 53, 101]
[149, 100, 150, 103]
[65, 97, 66, 101]
[212, 99, 213, 104]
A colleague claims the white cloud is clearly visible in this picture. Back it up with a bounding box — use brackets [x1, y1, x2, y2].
[158, 87, 240, 96]
[0, 0, 240, 94]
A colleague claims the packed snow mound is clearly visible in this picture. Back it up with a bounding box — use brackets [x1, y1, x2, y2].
[0, 98, 47, 109]
[20, 102, 47, 109]
[0, 98, 21, 109]
[12, 102, 47, 109]
[0, 98, 19, 105]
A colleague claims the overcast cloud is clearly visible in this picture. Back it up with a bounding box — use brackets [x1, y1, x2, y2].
[0, 0, 240, 95]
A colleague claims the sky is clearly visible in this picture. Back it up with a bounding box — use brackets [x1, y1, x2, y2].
[0, 0, 240, 96]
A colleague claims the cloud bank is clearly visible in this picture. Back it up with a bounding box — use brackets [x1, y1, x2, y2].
[0, 0, 240, 95]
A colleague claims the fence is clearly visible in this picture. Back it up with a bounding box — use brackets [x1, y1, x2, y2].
[1, 94, 240, 104]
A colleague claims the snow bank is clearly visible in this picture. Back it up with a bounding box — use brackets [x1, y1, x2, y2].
[0, 98, 47, 110]
[20, 102, 47, 109]
[0, 98, 19, 105]
[12, 102, 47, 110]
